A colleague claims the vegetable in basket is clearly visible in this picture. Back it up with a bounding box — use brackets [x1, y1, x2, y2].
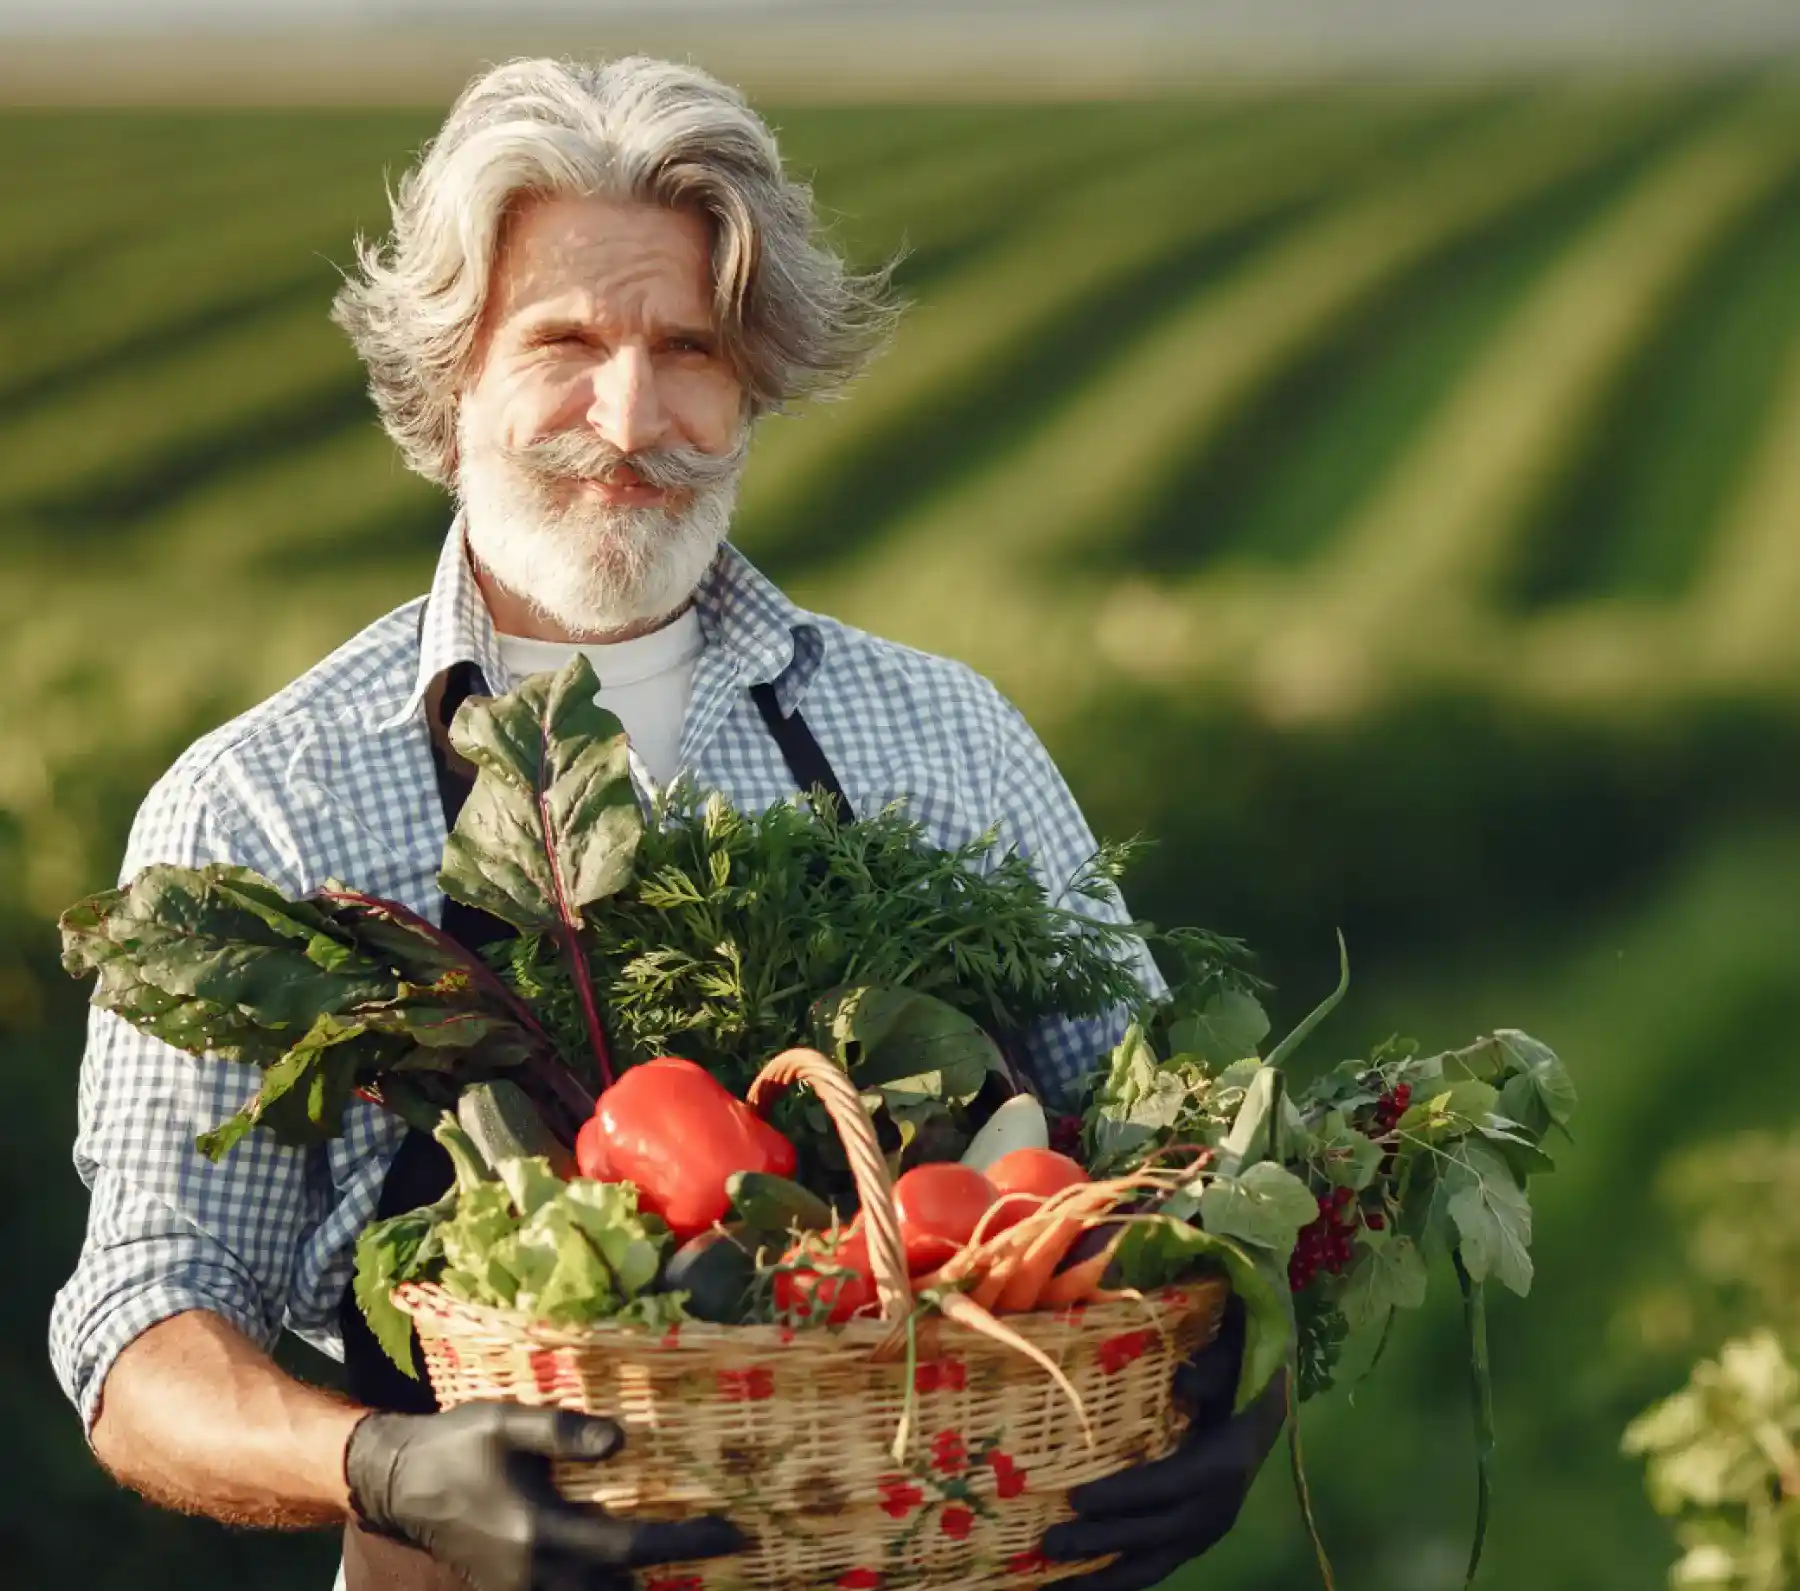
[960, 1093, 1051, 1170]
[575, 1055, 798, 1240]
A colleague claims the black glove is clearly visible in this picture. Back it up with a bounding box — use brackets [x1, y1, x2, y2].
[346, 1401, 748, 1591]
[1040, 1299, 1286, 1591]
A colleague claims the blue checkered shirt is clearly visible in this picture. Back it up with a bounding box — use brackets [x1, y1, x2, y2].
[49, 521, 1162, 1432]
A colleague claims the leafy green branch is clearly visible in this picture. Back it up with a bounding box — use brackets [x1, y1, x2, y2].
[1075, 937, 1570, 1588]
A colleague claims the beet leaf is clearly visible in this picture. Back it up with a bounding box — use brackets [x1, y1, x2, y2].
[437, 654, 642, 1087]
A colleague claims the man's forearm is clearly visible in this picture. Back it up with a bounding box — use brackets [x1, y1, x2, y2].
[90, 1309, 368, 1529]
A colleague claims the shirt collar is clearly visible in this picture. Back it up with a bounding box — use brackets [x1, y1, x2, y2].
[377, 514, 514, 732]
[692, 540, 823, 704]
[378, 517, 826, 732]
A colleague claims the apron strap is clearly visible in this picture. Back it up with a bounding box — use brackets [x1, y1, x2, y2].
[750, 682, 855, 823]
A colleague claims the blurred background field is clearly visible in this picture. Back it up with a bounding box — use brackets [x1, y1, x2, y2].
[7, 25, 1800, 1591]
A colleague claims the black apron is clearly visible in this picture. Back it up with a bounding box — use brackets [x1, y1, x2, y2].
[338, 664, 850, 1588]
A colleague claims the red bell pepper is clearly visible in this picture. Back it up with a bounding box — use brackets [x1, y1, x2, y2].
[576, 1056, 796, 1241]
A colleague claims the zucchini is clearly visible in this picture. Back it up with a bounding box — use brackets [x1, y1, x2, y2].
[457, 1080, 576, 1180]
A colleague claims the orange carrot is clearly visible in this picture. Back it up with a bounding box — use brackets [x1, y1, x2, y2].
[991, 1182, 1131, 1312]
[1036, 1230, 1126, 1308]
[970, 1249, 1018, 1309]
[968, 1183, 1111, 1305]
[995, 1216, 1087, 1312]
[918, 1177, 1158, 1305]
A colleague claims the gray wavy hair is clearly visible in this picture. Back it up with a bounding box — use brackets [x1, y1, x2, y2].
[332, 55, 903, 485]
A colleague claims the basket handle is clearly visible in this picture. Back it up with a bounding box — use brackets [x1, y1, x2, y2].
[747, 1048, 912, 1323]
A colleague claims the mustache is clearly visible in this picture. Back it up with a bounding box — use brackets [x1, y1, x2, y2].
[504, 429, 749, 492]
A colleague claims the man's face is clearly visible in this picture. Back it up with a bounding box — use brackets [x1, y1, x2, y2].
[456, 192, 750, 636]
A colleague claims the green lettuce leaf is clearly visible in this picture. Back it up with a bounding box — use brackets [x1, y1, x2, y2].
[353, 1121, 681, 1361]
[508, 1178, 669, 1324]
[553, 1178, 668, 1297]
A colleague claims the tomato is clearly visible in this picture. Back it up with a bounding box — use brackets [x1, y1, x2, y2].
[893, 1163, 997, 1271]
[776, 1227, 878, 1324]
[904, 1231, 963, 1275]
[985, 1148, 1088, 1199]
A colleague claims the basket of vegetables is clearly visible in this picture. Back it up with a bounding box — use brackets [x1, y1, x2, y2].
[387, 1048, 1228, 1591]
[61, 657, 1578, 1591]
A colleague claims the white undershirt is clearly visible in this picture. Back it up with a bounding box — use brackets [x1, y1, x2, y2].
[494, 608, 705, 790]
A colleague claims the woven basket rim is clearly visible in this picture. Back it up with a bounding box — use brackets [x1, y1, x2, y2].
[394, 1274, 1230, 1355]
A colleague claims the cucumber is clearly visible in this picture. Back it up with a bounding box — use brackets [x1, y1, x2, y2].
[663, 1228, 756, 1323]
[457, 1080, 576, 1180]
[726, 1171, 835, 1243]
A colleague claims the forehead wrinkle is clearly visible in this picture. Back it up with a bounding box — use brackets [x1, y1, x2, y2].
[497, 197, 715, 329]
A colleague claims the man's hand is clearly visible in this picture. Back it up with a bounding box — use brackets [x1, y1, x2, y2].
[1040, 1300, 1286, 1591]
[347, 1402, 748, 1591]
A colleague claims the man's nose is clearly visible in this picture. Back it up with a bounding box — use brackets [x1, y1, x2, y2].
[586, 345, 669, 455]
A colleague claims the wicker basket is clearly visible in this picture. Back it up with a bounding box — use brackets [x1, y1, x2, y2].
[395, 1050, 1230, 1591]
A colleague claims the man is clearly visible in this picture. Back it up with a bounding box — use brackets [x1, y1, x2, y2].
[49, 54, 1281, 1591]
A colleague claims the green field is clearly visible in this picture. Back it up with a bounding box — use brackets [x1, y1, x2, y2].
[7, 81, 1800, 1591]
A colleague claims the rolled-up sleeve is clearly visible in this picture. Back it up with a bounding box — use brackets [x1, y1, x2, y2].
[48, 765, 329, 1435]
[984, 700, 1168, 1110]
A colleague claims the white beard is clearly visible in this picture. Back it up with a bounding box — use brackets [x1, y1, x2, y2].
[456, 430, 744, 636]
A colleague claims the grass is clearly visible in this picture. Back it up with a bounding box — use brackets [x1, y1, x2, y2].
[1119, 89, 1721, 574]
[792, 87, 1685, 723]
[740, 90, 1475, 582]
[1509, 165, 1800, 608]
[1298, 89, 1800, 654]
